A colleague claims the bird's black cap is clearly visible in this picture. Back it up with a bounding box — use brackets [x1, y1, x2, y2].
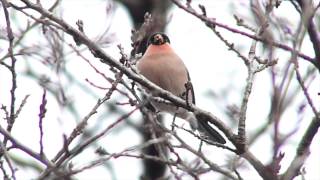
[147, 32, 170, 46]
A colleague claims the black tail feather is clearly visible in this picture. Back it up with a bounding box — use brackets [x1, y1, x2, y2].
[198, 120, 226, 144]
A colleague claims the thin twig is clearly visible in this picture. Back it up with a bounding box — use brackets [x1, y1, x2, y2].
[14, 94, 30, 119]
[170, 0, 317, 67]
[39, 104, 140, 179]
[0, 141, 16, 180]
[38, 89, 47, 156]
[1, 0, 18, 147]
[56, 137, 171, 179]
[38, 73, 123, 179]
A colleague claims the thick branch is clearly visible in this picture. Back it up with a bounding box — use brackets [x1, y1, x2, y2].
[242, 151, 277, 180]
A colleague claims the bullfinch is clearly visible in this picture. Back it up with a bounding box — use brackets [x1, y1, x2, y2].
[137, 32, 226, 144]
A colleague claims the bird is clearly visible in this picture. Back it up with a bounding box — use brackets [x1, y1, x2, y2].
[136, 32, 226, 144]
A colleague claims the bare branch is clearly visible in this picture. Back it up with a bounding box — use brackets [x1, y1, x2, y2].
[0, 125, 53, 168]
[1, 0, 18, 147]
[171, 0, 318, 68]
[38, 89, 47, 156]
[0, 141, 16, 180]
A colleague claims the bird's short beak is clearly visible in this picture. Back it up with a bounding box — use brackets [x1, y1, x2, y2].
[154, 34, 164, 44]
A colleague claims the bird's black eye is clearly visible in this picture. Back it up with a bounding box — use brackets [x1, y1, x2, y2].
[147, 32, 170, 46]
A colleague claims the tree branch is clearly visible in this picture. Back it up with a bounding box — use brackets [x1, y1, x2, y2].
[296, 0, 320, 69]
[1, 0, 18, 147]
[171, 0, 318, 68]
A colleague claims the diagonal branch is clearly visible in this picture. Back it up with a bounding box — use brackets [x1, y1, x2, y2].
[281, 3, 320, 178]
[171, 0, 318, 69]
[296, 0, 320, 69]
[0, 125, 53, 168]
